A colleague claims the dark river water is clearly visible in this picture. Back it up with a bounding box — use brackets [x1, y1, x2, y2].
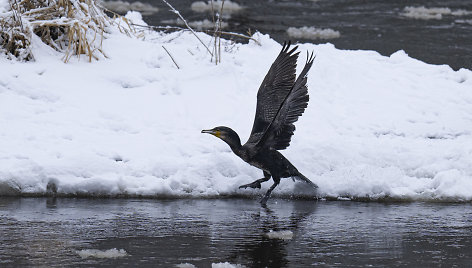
[1, 198, 471, 267]
[131, 0, 472, 70]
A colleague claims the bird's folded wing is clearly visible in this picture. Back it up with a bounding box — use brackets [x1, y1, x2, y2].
[254, 52, 315, 150]
[245, 42, 299, 146]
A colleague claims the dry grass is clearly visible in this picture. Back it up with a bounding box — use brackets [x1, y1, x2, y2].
[0, 0, 134, 62]
[0, 0, 259, 64]
[0, 0, 34, 60]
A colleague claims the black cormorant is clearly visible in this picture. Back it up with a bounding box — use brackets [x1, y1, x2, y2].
[202, 42, 317, 205]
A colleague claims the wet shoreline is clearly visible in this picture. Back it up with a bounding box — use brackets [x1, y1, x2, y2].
[2, 193, 471, 203]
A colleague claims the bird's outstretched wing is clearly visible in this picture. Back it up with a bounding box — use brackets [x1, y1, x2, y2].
[246, 47, 315, 151]
[260, 52, 315, 150]
[245, 42, 300, 146]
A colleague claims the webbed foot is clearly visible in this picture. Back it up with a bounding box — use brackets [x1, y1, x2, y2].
[239, 181, 262, 189]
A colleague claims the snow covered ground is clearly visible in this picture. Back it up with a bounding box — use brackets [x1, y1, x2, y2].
[1, 10, 471, 201]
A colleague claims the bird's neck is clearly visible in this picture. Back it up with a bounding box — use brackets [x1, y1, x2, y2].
[225, 139, 243, 156]
[218, 127, 244, 157]
[220, 133, 243, 157]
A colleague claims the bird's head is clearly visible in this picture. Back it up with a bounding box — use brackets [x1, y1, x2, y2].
[201, 126, 241, 148]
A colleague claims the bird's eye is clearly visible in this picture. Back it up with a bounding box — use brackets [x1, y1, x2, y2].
[215, 130, 221, 137]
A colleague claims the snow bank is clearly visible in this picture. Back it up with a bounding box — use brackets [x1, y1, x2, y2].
[77, 248, 128, 258]
[0, 11, 472, 202]
[99, 1, 159, 16]
[0, 0, 6, 13]
[191, 0, 243, 15]
[287, 26, 340, 40]
[401, 6, 472, 20]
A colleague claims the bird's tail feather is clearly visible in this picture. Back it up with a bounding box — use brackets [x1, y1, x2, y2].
[294, 173, 318, 188]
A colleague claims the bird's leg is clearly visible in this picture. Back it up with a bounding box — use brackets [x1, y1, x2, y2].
[260, 177, 280, 205]
[239, 171, 271, 189]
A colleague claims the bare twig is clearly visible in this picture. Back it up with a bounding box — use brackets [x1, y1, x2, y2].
[10, 0, 24, 31]
[210, 0, 216, 63]
[129, 23, 261, 46]
[210, 0, 225, 64]
[210, 0, 216, 26]
[161, 0, 213, 56]
[130, 23, 186, 31]
[162, 45, 180, 69]
[217, 0, 225, 63]
[204, 30, 261, 46]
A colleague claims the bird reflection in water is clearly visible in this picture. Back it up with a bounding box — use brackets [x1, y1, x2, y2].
[228, 201, 317, 267]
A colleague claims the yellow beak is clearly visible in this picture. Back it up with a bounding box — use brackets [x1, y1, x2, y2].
[201, 129, 220, 137]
